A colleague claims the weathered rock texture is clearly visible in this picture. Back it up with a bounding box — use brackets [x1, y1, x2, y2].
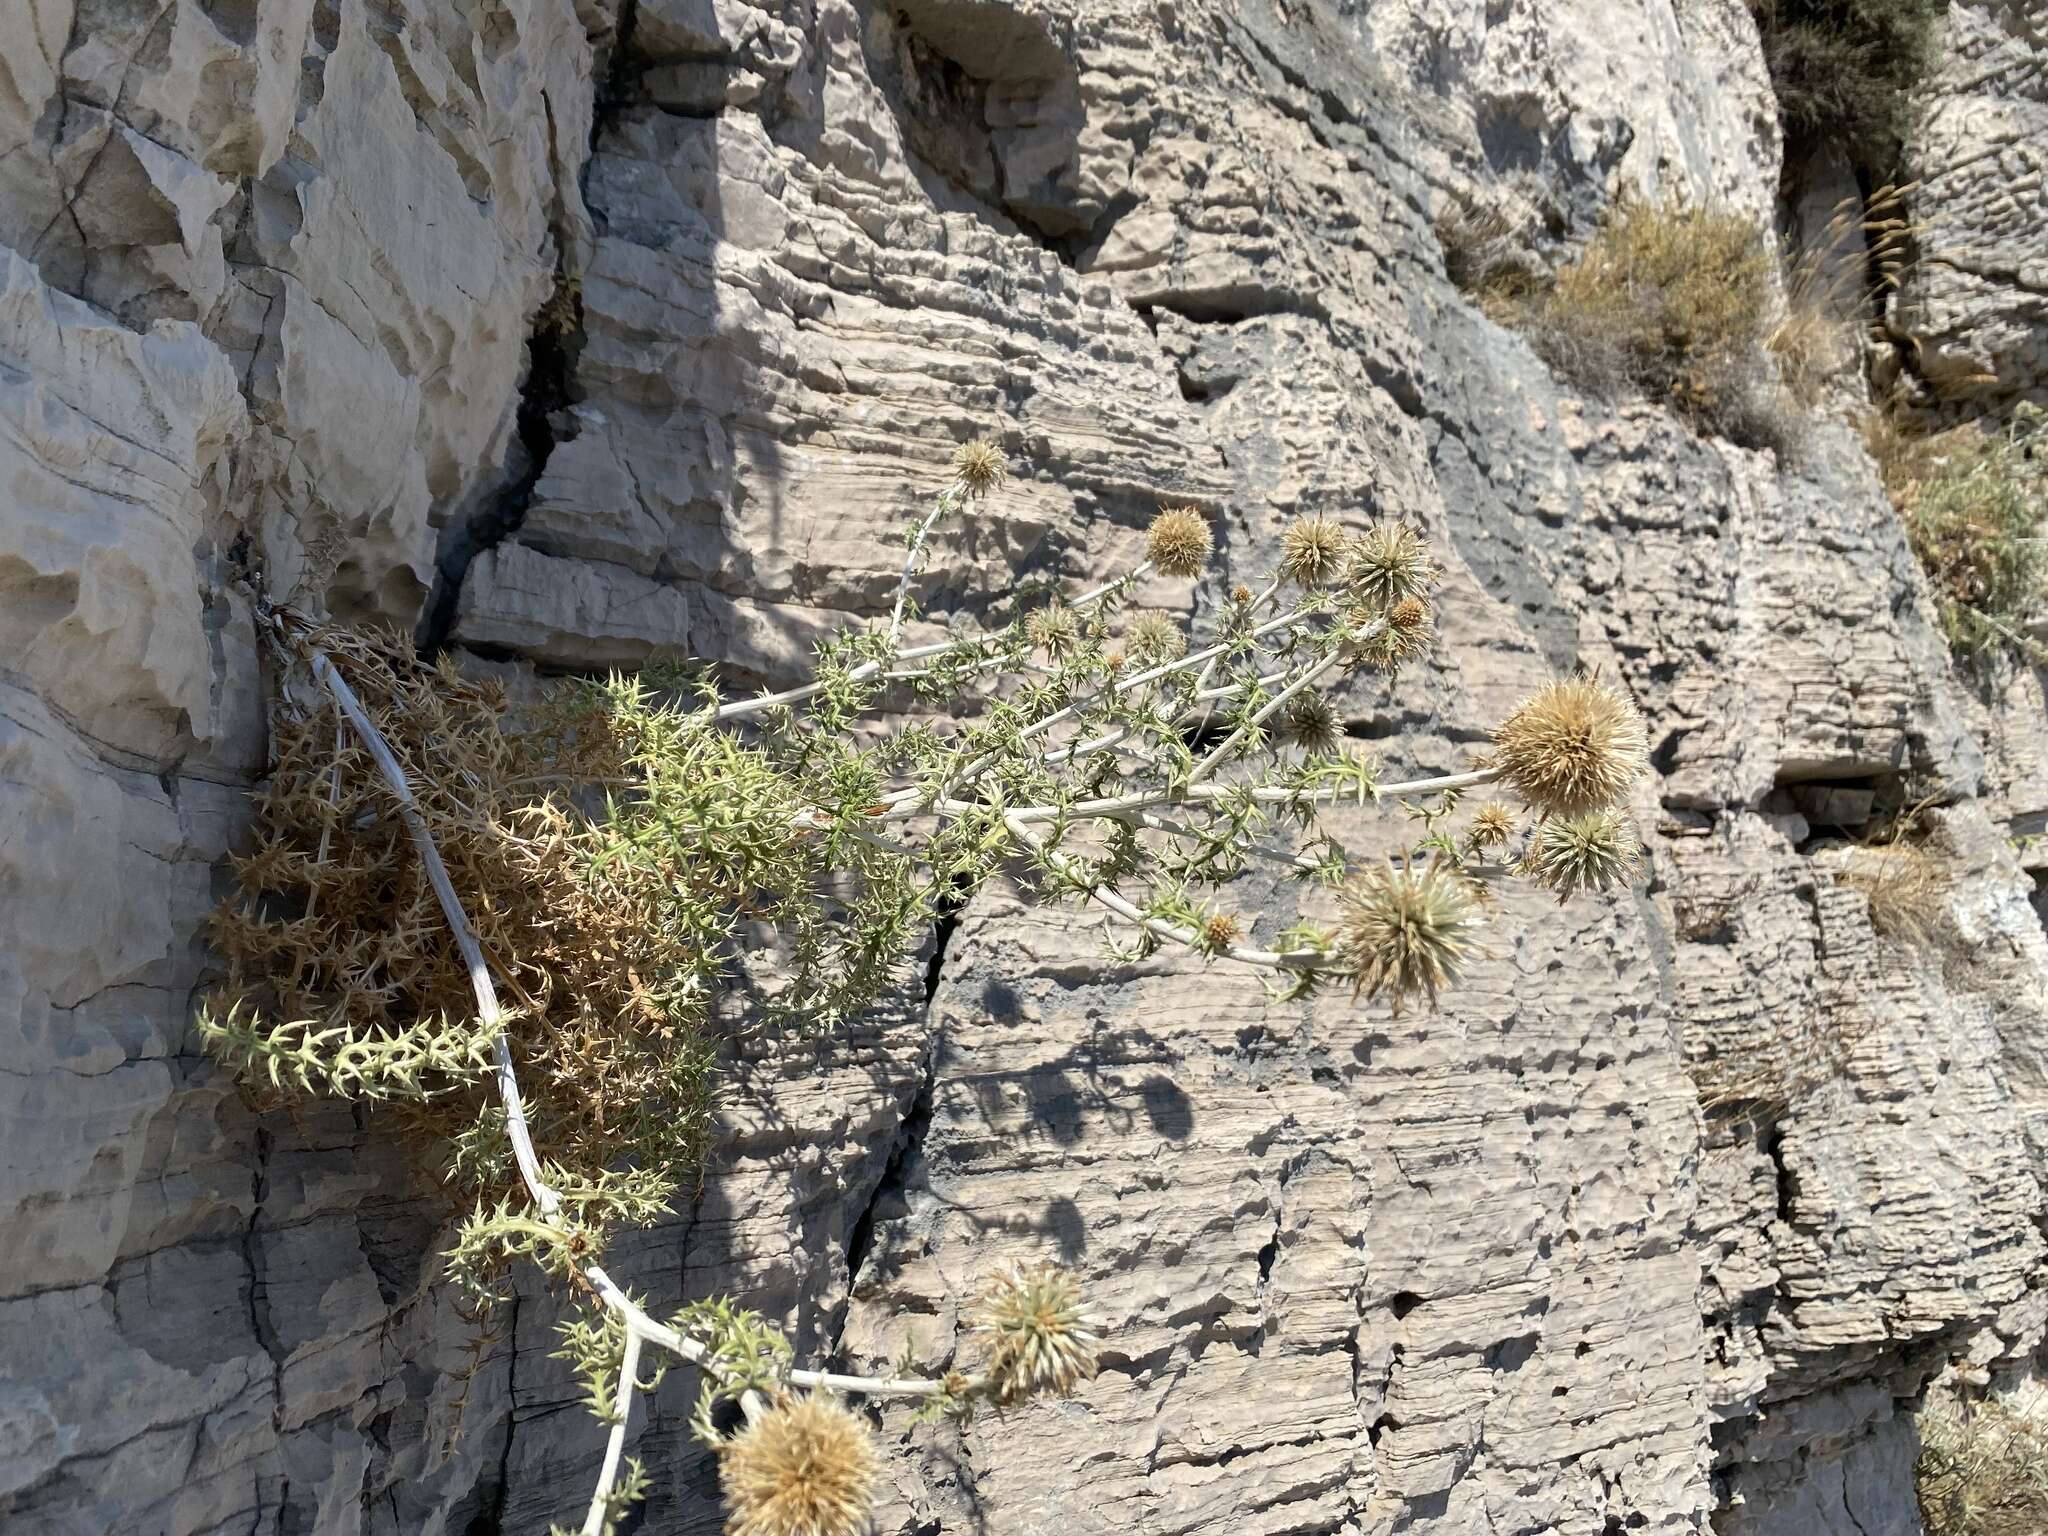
[1892, 0, 2048, 408]
[4, 1, 2048, 1534]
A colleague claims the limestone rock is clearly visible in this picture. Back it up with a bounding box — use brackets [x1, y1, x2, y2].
[1894, 2, 2048, 407]
[6, 1, 2048, 1534]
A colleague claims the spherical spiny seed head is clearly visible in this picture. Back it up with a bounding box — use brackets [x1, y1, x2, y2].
[1232, 584, 1254, 606]
[1338, 859, 1480, 1015]
[720, 1394, 880, 1536]
[1522, 809, 1644, 902]
[971, 1262, 1099, 1406]
[1285, 691, 1342, 757]
[1347, 523, 1440, 611]
[1125, 610, 1187, 664]
[1348, 593, 1434, 673]
[1466, 800, 1518, 853]
[1492, 677, 1649, 819]
[1146, 506, 1213, 579]
[952, 439, 1007, 499]
[1280, 515, 1348, 588]
[1201, 912, 1244, 954]
[1024, 603, 1081, 659]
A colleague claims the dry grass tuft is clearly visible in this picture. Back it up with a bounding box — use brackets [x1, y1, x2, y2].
[1767, 184, 1917, 406]
[1518, 200, 1796, 451]
[1873, 405, 2048, 670]
[1918, 1383, 2048, 1536]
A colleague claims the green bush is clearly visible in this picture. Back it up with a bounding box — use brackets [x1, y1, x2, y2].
[1749, 0, 1945, 167]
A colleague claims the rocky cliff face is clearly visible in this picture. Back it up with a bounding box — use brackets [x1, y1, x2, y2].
[5, 2, 2047, 1533]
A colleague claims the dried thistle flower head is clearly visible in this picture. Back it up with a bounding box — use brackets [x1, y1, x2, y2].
[1493, 677, 1648, 818]
[1389, 595, 1430, 632]
[1522, 809, 1644, 902]
[1201, 912, 1245, 954]
[952, 439, 1007, 498]
[1338, 859, 1480, 1014]
[1280, 515, 1348, 588]
[1347, 523, 1439, 611]
[1146, 506, 1213, 579]
[720, 1394, 880, 1536]
[1124, 610, 1187, 663]
[1285, 691, 1341, 756]
[1232, 583, 1254, 606]
[1024, 603, 1081, 658]
[1348, 593, 1434, 672]
[971, 1262, 1098, 1405]
[1466, 800, 1518, 852]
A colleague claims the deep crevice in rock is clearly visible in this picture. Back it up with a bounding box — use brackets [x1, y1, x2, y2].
[418, 263, 584, 657]
[838, 891, 964, 1346]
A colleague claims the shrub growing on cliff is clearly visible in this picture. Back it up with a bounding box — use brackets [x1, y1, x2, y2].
[1918, 1381, 2048, 1536]
[1884, 405, 2048, 670]
[206, 442, 1651, 1532]
[1520, 200, 1795, 451]
[1748, 0, 1944, 171]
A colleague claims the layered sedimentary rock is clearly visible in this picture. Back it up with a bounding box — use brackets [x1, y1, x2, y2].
[1891, 0, 2048, 408]
[4, 2, 2048, 1534]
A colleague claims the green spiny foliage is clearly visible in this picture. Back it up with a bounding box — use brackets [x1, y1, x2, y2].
[210, 440, 1655, 1534]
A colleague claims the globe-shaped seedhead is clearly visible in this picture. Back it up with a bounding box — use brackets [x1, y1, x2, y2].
[952, 439, 1007, 498]
[1284, 691, 1342, 757]
[1338, 859, 1480, 1014]
[1465, 800, 1518, 853]
[1280, 515, 1348, 588]
[1522, 809, 1644, 902]
[1024, 603, 1081, 658]
[1347, 522, 1439, 610]
[720, 1393, 880, 1536]
[1146, 507, 1213, 579]
[1348, 593, 1434, 672]
[1492, 677, 1649, 819]
[970, 1262, 1099, 1406]
[1124, 610, 1187, 664]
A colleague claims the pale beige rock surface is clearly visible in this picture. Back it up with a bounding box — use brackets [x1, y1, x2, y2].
[4, 2, 2048, 1534]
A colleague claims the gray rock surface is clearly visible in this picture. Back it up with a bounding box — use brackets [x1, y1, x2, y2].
[4, 1, 2048, 1534]
[1892, 0, 2048, 408]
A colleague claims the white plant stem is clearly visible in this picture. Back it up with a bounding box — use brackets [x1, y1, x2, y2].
[285, 622, 970, 1531]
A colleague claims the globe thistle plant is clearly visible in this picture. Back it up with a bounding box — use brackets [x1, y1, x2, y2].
[1492, 676, 1649, 819]
[971, 1263, 1099, 1406]
[1146, 505, 1213, 578]
[720, 1394, 880, 1536]
[1347, 522, 1439, 611]
[1125, 610, 1187, 663]
[952, 439, 1007, 499]
[1284, 691, 1342, 756]
[1465, 800, 1518, 854]
[1280, 515, 1348, 588]
[1024, 602, 1082, 658]
[1522, 810, 1644, 902]
[209, 437, 1661, 1532]
[1337, 859, 1481, 1014]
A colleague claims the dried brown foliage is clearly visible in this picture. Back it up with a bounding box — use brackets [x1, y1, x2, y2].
[205, 626, 715, 1193]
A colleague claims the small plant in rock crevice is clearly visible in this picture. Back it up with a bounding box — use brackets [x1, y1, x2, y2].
[205, 440, 1652, 1533]
[1878, 404, 2048, 673]
[1748, 0, 1946, 175]
[1510, 200, 1798, 452]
